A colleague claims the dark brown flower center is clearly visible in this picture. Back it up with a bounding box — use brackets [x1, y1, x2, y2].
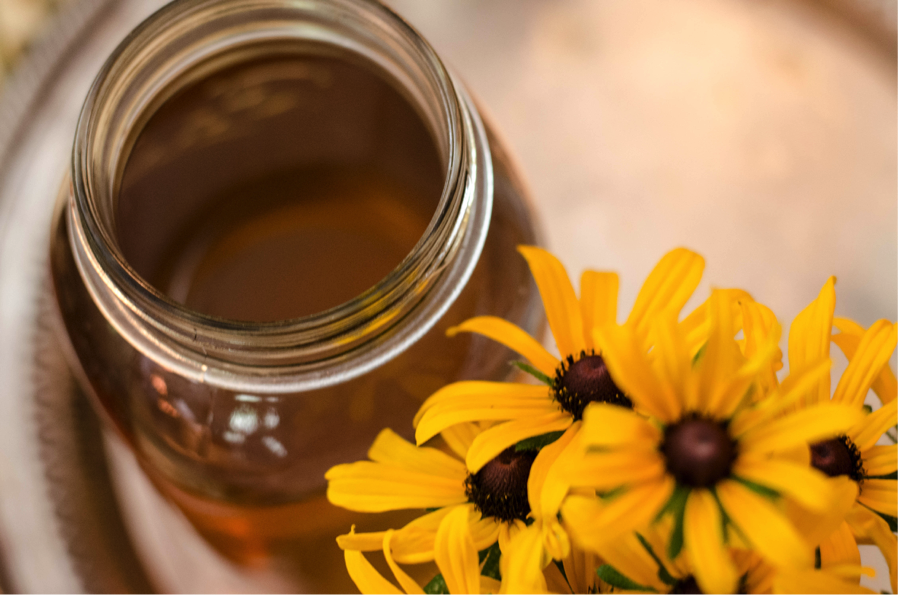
[553, 352, 632, 420]
[464, 447, 535, 522]
[662, 416, 736, 487]
[810, 435, 865, 482]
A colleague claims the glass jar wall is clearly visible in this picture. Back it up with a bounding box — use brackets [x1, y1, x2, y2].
[49, 0, 542, 590]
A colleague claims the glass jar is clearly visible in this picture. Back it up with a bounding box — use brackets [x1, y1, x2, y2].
[49, 0, 541, 589]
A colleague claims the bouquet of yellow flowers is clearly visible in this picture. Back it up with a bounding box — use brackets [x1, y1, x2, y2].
[326, 247, 896, 594]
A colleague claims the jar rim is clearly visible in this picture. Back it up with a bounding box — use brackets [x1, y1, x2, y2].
[68, 0, 494, 390]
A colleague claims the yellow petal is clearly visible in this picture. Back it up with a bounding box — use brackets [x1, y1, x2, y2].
[741, 299, 783, 392]
[561, 544, 601, 595]
[580, 270, 619, 351]
[540, 516, 571, 561]
[435, 506, 481, 595]
[566, 476, 674, 541]
[345, 547, 403, 594]
[649, 314, 698, 412]
[383, 531, 425, 594]
[498, 520, 527, 555]
[543, 558, 573, 594]
[448, 316, 559, 376]
[499, 524, 548, 594]
[416, 390, 557, 446]
[681, 289, 751, 356]
[716, 480, 813, 568]
[562, 495, 664, 593]
[818, 521, 860, 568]
[786, 476, 859, 550]
[773, 566, 876, 594]
[580, 402, 662, 447]
[626, 248, 705, 343]
[326, 462, 466, 512]
[414, 381, 549, 427]
[441, 423, 480, 460]
[845, 503, 898, 593]
[518, 246, 586, 357]
[684, 489, 739, 594]
[849, 397, 898, 452]
[834, 317, 898, 404]
[369, 429, 467, 479]
[733, 457, 833, 511]
[862, 444, 897, 477]
[740, 403, 863, 455]
[337, 529, 386, 553]
[833, 320, 897, 409]
[479, 576, 500, 595]
[594, 323, 680, 422]
[528, 422, 580, 518]
[466, 411, 571, 473]
[787, 277, 835, 407]
[730, 358, 832, 438]
[857, 479, 897, 518]
[697, 290, 752, 417]
[563, 448, 667, 491]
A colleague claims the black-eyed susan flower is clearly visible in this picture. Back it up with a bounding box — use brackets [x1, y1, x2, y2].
[343, 506, 501, 594]
[326, 425, 536, 563]
[558, 290, 863, 594]
[414, 246, 705, 473]
[783, 278, 898, 593]
[496, 423, 580, 593]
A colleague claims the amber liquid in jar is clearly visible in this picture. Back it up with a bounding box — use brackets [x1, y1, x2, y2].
[52, 49, 539, 591]
[117, 55, 442, 322]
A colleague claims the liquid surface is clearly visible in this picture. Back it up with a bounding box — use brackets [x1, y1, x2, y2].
[116, 54, 442, 321]
[156, 165, 432, 320]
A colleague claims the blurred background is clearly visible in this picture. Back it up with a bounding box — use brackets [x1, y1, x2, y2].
[0, 0, 895, 592]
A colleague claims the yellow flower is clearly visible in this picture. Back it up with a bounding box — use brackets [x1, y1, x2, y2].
[343, 506, 501, 594]
[414, 246, 705, 473]
[740, 547, 877, 594]
[327, 426, 521, 563]
[784, 278, 898, 593]
[559, 290, 863, 594]
[496, 424, 580, 593]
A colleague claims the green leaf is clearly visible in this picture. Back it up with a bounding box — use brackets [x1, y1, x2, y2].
[635, 534, 677, 586]
[886, 426, 897, 444]
[735, 477, 779, 500]
[862, 404, 873, 414]
[596, 565, 657, 592]
[512, 361, 554, 387]
[656, 484, 689, 522]
[815, 547, 821, 569]
[657, 485, 690, 561]
[870, 471, 898, 481]
[479, 543, 501, 580]
[515, 430, 564, 452]
[424, 573, 449, 594]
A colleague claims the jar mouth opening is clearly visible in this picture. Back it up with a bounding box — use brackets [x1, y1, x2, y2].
[72, 0, 468, 342]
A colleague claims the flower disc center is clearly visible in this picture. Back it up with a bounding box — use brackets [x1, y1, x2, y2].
[671, 576, 703, 594]
[810, 436, 864, 482]
[464, 447, 536, 522]
[662, 417, 735, 487]
[553, 353, 632, 420]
